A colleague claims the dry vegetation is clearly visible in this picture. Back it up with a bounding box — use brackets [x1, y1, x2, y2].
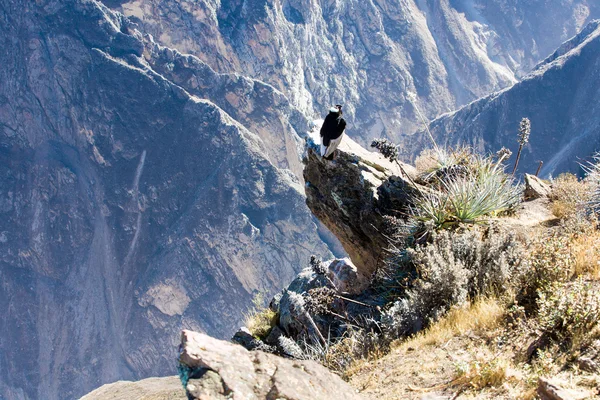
[244, 292, 277, 339]
[343, 149, 600, 399]
[549, 173, 593, 219]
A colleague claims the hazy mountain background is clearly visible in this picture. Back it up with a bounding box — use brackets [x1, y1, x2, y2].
[421, 20, 600, 177]
[1, 0, 599, 399]
[109, 0, 600, 141]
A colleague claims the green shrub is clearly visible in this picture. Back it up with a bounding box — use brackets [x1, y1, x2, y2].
[383, 228, 527, 338]
[537, 279, 600, 343]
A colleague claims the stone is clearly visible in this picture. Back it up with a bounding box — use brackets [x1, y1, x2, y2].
[80, 376, 186, 400]
[537, 377, 592, 400]
[328, 258, 369, 295]
[264, 325, 285, 346]
[577, 339, 600, 373]
[577, 356, 599, 373]
[304, 137, 417, 278]
[525, 174, 552, 199]
[179, 330, 364, 400]
[232, 327, 267, 351]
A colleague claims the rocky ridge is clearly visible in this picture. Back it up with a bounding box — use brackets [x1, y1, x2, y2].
[108, 0, 600, 142]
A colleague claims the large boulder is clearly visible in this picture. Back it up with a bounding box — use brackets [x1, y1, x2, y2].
[304, 137, 418, 278]
[525, 174, 551, 199]
[80, 377, 186, 400]
[179, 330, 363, 400]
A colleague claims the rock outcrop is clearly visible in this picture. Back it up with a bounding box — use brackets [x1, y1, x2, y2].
[420, 20, 600, 176]
[524, 174, 551, 200]
[179, 330, 363, 400]
[304, 137, 417, 278]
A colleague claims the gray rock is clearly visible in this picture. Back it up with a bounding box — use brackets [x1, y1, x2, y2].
[577, 356, 599, 373]
[232, 327, 269, 351]
[278, 290, 316, 338]
[577, 339, 600, 373]
[328, 258, 369, 295]
[537, 377, 592, 400]
[80, 376, 186, 400]
[525, 174, 551, 200]
[179, 330, 363, 400]
[264, 325, 285, 346]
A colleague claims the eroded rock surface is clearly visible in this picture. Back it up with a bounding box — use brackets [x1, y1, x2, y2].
[304, 137, 417, 278]
[179, 330, 363, 400]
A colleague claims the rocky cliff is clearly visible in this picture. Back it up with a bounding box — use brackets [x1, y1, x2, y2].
[420, 20, 600, 176]
[108, 0, 600, 142]
[0, 1, 331, 399]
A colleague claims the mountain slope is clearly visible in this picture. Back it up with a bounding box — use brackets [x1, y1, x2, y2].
[0, 1, 330, 399]
[422, 20, 600, 176]
[109, 0, 600, 142]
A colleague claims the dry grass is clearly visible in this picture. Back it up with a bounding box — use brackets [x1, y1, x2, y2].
[415, 148, 440, 176]
[452, 357, 511, 392]
[394, 298, 505, 350]
[244, 293, 277, 339]
[571, 228, 600, 279]
[549, 173, 593, 219]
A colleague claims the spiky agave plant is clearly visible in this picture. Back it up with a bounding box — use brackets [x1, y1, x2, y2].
[410, 154, 520, 231]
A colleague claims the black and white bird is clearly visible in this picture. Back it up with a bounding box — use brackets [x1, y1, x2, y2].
[319, 105, 347, 160]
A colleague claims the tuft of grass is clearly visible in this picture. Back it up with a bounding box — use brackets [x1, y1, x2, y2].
[452, 358, 510, 391]
[395, 298, 505, 350]
[244, 293, 277, 340]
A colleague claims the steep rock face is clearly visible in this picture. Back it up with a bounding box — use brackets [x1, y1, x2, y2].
[420, 20, 600, 176]
[0, 1, 330, 399]
[109, 0, 600, 142]
[303, 137, 416, 278]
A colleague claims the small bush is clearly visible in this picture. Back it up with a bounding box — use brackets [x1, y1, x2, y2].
[549, 173, 592, 219]
[537, 279, 600, 344]
[519, 222, 600, 311]
[382, 228, 527, 338]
